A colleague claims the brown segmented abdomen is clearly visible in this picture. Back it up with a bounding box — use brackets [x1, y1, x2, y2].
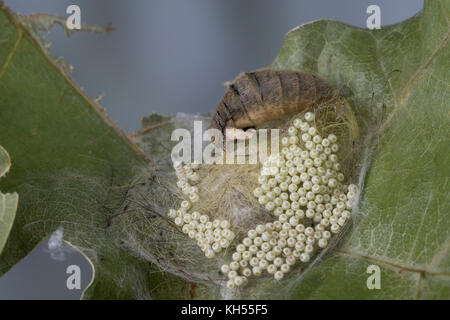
[210, 69, 338, 135]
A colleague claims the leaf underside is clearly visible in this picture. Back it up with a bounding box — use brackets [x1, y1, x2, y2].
[131, 0, 450, 299]
[0, 0, 448, 299]
[267, 0, 449, 299]
[0, 4, 188, 299]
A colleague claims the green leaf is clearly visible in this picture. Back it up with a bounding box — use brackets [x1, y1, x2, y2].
[0, 144, 18, 254]
[1, 0, 448, 300]
[132, 0, 449, 299]
[0, 4, 189, 299]
[265, 0, 449, 299]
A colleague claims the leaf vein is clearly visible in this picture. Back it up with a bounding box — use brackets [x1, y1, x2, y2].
[0, 28, 22, 81]
[379, 32, 449, 133]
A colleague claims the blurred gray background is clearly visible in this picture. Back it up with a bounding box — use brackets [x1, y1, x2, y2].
[0, 0, 423, 299]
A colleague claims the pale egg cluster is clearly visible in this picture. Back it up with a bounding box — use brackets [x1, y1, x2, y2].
[167, 162, 235, 258]
[221, 111, 358, 289]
